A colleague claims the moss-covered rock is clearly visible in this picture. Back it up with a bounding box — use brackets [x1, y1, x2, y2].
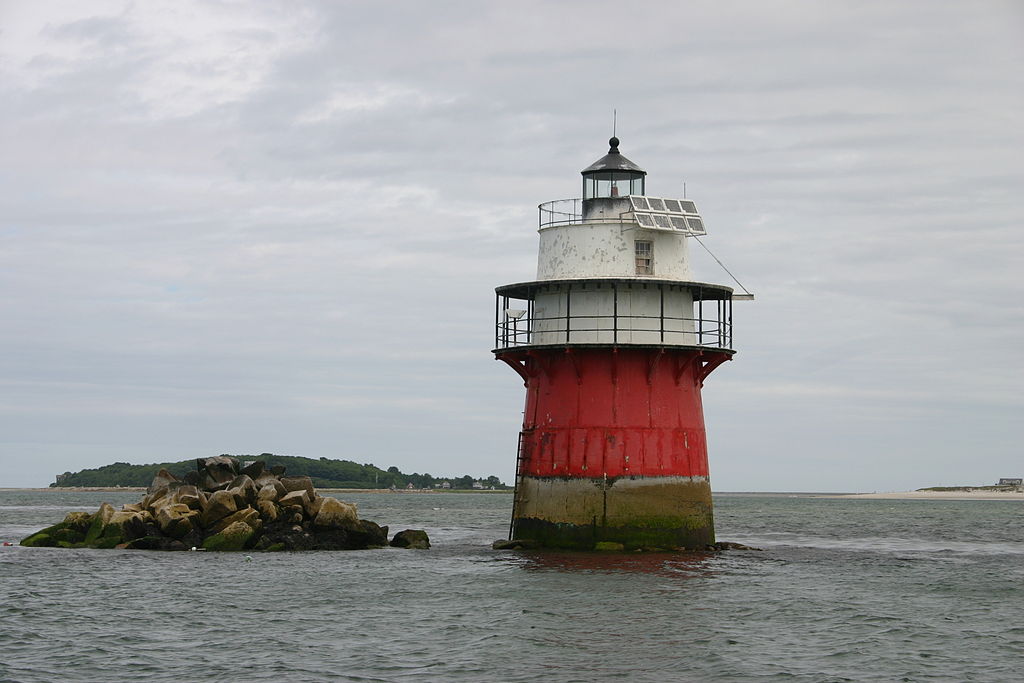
[62, 511, 93, 534]
[389, 529, 430, 549]
[49, 526, 84, 545]
[201, 520, 255, 551]
[594, 541, 625, 551]
[93, 535, 124, 549]
[83, 502, 117, 545]
[124, 536, 166, 550]
[21, 531, 57, 547]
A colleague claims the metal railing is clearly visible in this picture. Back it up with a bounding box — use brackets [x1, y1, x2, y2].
[494, 310, 732, 351]
[538, 198, 632, 229]
[538, 198, 582, 229]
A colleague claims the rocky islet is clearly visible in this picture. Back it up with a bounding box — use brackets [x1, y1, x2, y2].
[21, 456, 429, 552]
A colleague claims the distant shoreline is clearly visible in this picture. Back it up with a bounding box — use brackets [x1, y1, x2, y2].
[4, 487, 1019, 500]
[830, 490, 1024, 501]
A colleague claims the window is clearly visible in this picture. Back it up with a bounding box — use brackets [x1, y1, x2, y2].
[635, 240, 653, 275]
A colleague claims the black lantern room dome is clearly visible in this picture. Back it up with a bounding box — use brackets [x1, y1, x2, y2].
[581, 137, 646, 199]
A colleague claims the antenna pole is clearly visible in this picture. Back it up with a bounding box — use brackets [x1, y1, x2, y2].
[613, 109, 616, 136]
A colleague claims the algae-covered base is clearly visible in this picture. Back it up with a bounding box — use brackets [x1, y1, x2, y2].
[512, 516, 714, 551]
[492, 537, 759, 552]
[510, 475, 716, 551]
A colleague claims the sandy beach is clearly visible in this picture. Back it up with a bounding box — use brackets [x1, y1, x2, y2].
[835, 490, 1024, 501]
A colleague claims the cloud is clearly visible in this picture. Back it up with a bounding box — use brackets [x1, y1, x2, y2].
[0, 0, 1021, 489]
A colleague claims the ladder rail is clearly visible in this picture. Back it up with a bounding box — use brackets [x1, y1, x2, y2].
[508, 430, 526, 539]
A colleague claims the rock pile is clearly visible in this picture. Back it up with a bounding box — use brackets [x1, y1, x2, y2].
[21, 456, 429, 552]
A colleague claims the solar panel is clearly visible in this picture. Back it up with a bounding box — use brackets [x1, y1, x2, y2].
[623, 196, 708, 235]
[685, 216, 706, 234]
[635, 213, 656, 228]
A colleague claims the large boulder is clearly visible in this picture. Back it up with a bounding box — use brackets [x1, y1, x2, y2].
[255, 499, 279, 522]
[280, 476, 316, 500]
[390, 529, 430, 549]
[83, 502, 117, 545]
[21, 524, 68, 547]
[202, 521, 255, 551]
[279, 489, 310, 512]
[209, 507, 261, 534]
[171, 485, 202, 509]
[313, 497, 358, 529]
[351, 520, 389, 548]
[306, 495, 325, 519]
[197, 455, 238, 475]
[62, 511, 93, 534]
[200, 489, 238, 527]
[148, 468, 180, 494]
[197, 456, 238, 490]
[228, 475, 257, 502]
[240, 460, 265, 479]
[156, 504, 199, 538]
[253, 472, 284, 492]
[256, 484, 279, 503]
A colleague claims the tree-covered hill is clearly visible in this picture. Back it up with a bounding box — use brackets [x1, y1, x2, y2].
[52, 454, 510, 490]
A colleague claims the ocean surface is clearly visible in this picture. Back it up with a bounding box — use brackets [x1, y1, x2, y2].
[1, 490, 1022, 682]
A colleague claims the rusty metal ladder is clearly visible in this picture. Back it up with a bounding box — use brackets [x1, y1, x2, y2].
[508, 430, 526, 539]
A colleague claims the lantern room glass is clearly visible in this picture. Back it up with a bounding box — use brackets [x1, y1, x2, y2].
[583, 172, 645, 199]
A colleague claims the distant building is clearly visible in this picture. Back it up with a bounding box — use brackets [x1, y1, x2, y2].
[997, 478, 1022, 486]
[406, 482, 415, 489]
[472, 481, 485, 489]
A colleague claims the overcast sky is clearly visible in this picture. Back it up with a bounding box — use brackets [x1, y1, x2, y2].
[1, 1, 1021, 490]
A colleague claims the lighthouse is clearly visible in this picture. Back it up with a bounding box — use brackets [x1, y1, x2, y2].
[493, 137, 739, 550]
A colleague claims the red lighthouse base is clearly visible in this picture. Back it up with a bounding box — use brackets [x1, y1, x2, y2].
[498, 346, 731, 550]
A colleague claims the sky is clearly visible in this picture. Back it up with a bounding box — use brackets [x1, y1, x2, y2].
[1, 1, 1021, 490]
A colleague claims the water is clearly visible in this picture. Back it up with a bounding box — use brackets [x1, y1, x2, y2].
[1, 491, 1022, 682]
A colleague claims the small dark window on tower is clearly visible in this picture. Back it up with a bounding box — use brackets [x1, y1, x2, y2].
[635, 240, 653, 275]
